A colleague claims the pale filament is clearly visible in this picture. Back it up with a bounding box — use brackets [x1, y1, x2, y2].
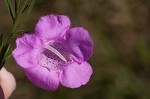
[44, 43, 67, 62]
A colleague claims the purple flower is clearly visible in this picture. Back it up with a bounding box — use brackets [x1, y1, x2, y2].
[12, 15, 93, 90]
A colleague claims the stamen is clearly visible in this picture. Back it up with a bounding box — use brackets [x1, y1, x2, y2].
[44, 43, 67, 62]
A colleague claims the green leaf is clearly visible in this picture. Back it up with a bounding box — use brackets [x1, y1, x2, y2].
[4, 44, 11, 57]
[15, 0, 35, 36]
[0, 45, 7, 67]
[20, 0, 29, 14]
[4, 52, 12, 61]
[5, 0, 15, 22]
[21, 4, 29, 13]
[17, 0, 20, 10]
[5, 0, 10, 13]
[15, 0, 21, 15]
[4, 44, 12, 60]
[8, 5, 15, 21]
[15, 0, 18, 15]
[0, 43, 11, 68]
[23, 0, 35, 24]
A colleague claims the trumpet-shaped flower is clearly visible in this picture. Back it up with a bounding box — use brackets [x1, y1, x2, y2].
[13, 15, 93, 90]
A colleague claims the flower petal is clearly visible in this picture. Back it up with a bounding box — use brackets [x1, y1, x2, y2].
[60, 62, 93, 88]
[25, 66, 59, 91]
[0, 67, 16, 99]
[35, 15, 70, 41]
[12, 34, 42, 68]
[66, 27, 93, 63]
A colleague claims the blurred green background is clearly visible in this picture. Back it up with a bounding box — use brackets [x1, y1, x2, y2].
[1, 0, 150, 99]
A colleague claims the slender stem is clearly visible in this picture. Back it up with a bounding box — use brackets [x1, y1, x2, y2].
[6, 0, 29, 43]
[6, 14, 19, 43]
[11, 16, 19, 34]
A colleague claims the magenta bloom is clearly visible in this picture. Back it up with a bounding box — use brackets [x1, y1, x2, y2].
[13, 15, 93, 90]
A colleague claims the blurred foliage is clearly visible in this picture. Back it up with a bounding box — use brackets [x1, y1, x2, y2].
[0, 0, 35, 69]
[1, 0, 150, 99]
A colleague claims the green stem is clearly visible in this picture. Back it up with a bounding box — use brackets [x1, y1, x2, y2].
[6, 14, 20, 43]
[11, 15, 19, 34]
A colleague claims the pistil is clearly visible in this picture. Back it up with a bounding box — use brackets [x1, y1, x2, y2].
[44, 43, 67, 62]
